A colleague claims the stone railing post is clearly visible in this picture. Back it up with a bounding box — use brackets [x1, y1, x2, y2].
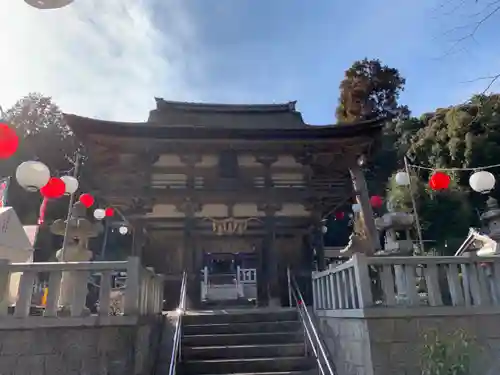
[0, 259, 10, 316]
[14, 270, 36, 317]
[43, 270, 62, 317]
[352, 253, 373, 308]
[124, 256, 141, 315]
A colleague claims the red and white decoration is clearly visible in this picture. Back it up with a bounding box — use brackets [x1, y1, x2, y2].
[370, 195, 383, 208]
[0, 123, 19, 159]
[395, 169, 496, 194]
[79, 193, 94, 208]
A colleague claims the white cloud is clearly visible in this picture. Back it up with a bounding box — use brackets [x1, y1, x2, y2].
[0, 0, 200, 121]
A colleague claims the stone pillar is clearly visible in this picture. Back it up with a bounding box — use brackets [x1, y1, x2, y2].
[349, 163, 380, 253]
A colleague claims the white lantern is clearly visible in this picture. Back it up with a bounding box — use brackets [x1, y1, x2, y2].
[352, 203, 361, 213]
[322, 226, 328, 234]
[395, 171, 410, 186]
[15, 161, 50, 192]
[93, 209, 105, 220]
[24, 0, 74, 9]
[469, 171, 496, 194]
[60, 176, 79, 194]
[119, 226, 128, 235]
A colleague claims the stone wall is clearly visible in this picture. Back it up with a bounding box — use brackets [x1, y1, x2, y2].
[317, 309, 500, 375]
[0, 315, 172, 375]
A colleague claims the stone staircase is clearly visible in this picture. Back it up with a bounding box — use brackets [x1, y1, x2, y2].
[180, 309, 316, 375]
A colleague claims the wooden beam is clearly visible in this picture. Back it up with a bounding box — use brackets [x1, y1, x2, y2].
[85, 134, 375, 155]
[97, 187, 352, 205]
[150, 165, 310, 176]
[145, 228, 310, 236]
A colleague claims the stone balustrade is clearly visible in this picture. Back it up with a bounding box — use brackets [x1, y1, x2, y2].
[312, 253, 500, 313]
[0, 256, 164, 318]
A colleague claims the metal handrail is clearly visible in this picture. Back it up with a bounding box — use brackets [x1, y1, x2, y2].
[168, 271, 188, 375]
[287, 268, 337, 375]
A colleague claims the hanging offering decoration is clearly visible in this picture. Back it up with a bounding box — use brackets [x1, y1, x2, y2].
[79, 193, 95, 208]
[40, 177, 66, 199]
[60, 176, 79, 195]
[370, 195, 383, 208]
[394, 171, 410, 186]
[0, 123, 19, 159]
[93, 208, 106, 220]
[94, 207, 115, 220]
[429, 171, 451, 190]
[16, 161, 51, 192]
[469, 171, 496, 194]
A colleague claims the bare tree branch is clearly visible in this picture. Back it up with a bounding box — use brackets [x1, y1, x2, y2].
[435, 0, 500, 93]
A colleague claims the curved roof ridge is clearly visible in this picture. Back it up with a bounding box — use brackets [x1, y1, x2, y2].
[154, 98, 297, 113]
[63, 113, 148, 127]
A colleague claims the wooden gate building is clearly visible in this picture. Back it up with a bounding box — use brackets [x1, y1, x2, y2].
[65, 98, 384, 307]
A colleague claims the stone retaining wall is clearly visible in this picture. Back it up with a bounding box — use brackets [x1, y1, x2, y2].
[0, 315, 169, 375]
[317, 309, 500, 375]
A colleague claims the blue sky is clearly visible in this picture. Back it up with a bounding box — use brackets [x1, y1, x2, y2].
[1, 0, 499, 124]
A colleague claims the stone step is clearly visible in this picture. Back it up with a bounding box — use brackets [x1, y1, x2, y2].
[183, 321, 301, 335]
[183, 310, 298, 325]
[182, 332, 303, 347]
[181, 357, 315, 375]
[183, 343, 305, 360]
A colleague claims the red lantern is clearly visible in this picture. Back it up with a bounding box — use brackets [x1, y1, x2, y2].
[40, 177, 66, 199]
[334, 211, 345, 220]
[370, 195, 383, 208]
[105, 207, 115, 217]
[429, 172, 451, 190]
[79, 193, 94, 208]
[0, 123, 19, 159]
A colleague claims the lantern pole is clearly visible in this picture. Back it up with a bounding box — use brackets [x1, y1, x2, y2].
[404, 156, 425, 254]
[60, 152, 81, 261]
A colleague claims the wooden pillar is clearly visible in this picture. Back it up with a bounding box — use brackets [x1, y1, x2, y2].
[179, 155, 202, 308]
[299, 234, 314, 305]
[349, 163, 380, 253]
[179, 199, 200, 308]
[257, 203, 279, 307]
[255, 154, 279, 307]
[312, 213, 326, 271]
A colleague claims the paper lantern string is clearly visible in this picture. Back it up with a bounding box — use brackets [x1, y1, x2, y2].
[408, 162, 500, 172]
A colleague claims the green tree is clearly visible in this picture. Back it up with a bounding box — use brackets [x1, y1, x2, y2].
[336, 58, 412, 197]
[0, 93, 80, 224]
[385, 94, 500, 254]
[336, 58, 406, 123]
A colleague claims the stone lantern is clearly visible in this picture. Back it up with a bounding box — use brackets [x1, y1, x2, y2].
[375, 206, 415, 304]
[375, 211, 414, 256]
[51, 202, 101, 311]
[480, 197, 500, 241]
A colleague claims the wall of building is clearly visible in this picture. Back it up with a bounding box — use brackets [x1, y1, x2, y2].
[0, 316, 173, 375]
[317, 310, 500, 375]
